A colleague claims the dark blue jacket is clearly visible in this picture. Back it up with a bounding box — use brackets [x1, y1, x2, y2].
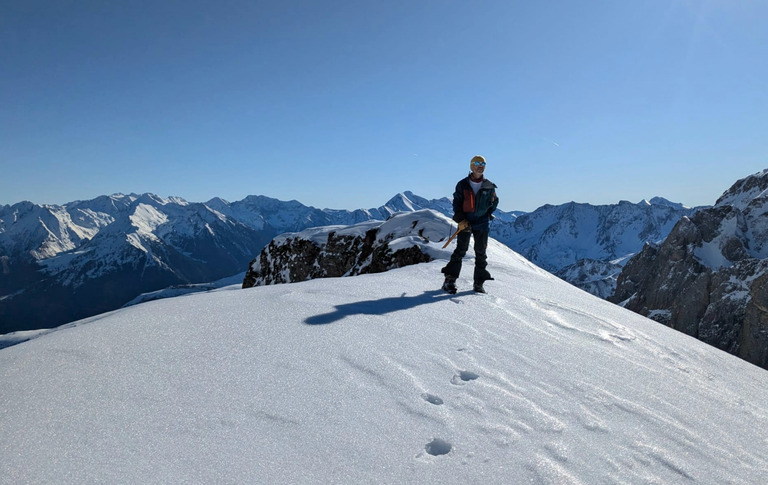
[452, 175, 499, 231]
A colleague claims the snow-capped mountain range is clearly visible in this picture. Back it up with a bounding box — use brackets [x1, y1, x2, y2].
[0, 192, 464, 333]
[3, 216, 768, 483]
[1, 191, 698, 334]
[612, 169, 768, 370]
[494, 197, 701, 298]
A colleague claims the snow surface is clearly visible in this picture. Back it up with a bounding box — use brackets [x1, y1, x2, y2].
[272, 221, 383, 246]
[2, 242, 768, 483]
[121, 272, 247, 308]
[270, 209, 458, 261]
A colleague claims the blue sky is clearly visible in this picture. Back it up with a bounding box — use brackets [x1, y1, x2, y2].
[1, 1, 766, 212]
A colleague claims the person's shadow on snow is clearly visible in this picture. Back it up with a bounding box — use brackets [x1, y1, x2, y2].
[304, 289, 469, 325]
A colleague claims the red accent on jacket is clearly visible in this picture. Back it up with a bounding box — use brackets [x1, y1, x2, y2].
[462, 189, 475, 213]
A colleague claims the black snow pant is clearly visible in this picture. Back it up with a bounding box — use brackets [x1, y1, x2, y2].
[441, 229, 492, 284]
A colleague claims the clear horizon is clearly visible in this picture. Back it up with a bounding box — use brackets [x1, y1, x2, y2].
[2, 1, 767, 212]
[0, 188, 719, 213]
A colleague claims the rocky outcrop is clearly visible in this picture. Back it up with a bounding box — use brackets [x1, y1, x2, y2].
[611, 170, 768, 369]
[243, 211, 451, 288]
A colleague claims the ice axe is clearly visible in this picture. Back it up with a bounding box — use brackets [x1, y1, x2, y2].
[442, 221, 470, 248]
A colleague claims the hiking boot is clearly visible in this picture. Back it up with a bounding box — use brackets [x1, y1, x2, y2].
[442, 277, 458, 294]
[473, 283, 486, 293]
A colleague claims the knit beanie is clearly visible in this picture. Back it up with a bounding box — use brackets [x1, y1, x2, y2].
[470, 155, 486, 164]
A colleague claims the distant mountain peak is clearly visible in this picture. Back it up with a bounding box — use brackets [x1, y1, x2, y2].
[383, 192, 419, 212]
[205, 197, 230, 206]
[646, 197, 688, 210]
[715, 169, 768, 210]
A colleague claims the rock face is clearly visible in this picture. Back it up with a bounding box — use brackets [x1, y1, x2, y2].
[243, 211, 451, 288]
[611, 169, 768, 369]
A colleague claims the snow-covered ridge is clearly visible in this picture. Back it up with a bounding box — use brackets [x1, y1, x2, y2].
[270, 209, 452, 253]
[715, 169, 768, 211]
[3, 239, 768, 483]
[0, 190, 698, 334]
[642, 196, 692, 210]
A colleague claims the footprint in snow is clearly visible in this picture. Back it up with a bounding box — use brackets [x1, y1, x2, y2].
[425, 438, 452, 456]
[451, 370, 479, 385]
[422, 393, 444, 405]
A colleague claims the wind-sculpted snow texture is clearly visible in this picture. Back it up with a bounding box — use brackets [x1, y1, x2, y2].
[3, 240, 768, 483]
[613, 169, 768, 370]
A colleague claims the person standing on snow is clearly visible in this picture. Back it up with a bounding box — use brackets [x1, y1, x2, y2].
[441, 155, 499, 294]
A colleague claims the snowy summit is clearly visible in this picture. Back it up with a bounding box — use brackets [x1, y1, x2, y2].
[2, 212, 768, 483]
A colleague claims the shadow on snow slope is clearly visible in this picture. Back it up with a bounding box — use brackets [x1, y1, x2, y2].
[304, 289, 475, 325]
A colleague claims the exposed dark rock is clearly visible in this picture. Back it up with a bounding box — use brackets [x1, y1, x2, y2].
[611, 170, 768, 369]
[243, 212, 441, 288]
